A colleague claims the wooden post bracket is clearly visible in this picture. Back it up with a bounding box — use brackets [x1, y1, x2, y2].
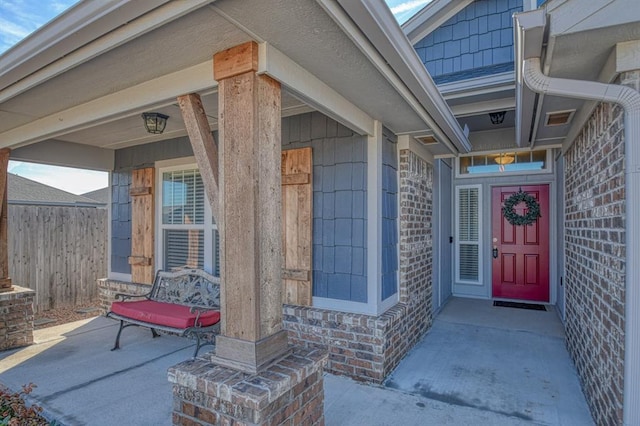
[178, 93, 219, 220]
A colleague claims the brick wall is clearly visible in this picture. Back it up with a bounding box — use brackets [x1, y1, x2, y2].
[169, 348, 326, 426]
[0, 286, 35, 351]
[97, 278, 150, 313]
[397, 149, 433, 356]
[563, 73, 636, 425]
[284, 149, 434, 384]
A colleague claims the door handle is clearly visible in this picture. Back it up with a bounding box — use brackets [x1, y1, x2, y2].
[492, 246, 499, 259]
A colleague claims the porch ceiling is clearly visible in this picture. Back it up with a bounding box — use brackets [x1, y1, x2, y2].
[0, 0, 454, 155]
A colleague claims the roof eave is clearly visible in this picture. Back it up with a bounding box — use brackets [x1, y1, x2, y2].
[401, 0, 474, 46]
[329, 0, 471, 154]
[0, 0, 215, 103]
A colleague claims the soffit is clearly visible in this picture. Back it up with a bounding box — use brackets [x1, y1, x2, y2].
[212, 0, 427, 134]
[57, 90, 308, 149]
[0, 7, 249, 134]
[526, 0, 640, 148]
[1, 0, 433, 150]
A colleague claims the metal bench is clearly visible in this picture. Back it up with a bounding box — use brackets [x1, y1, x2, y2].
[106, 269, 221, 357]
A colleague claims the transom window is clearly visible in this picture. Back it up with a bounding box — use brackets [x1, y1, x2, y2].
[458, 150, 549, 176]
[159, 166, 219, 276]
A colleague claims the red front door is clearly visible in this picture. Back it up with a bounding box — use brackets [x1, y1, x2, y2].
[491, 185, 549, 302]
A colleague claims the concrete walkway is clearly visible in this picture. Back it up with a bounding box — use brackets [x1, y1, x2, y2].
[382, 298, 593, 425]
[0, 298, 593, 425]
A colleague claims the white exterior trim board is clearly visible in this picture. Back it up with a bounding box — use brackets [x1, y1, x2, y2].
[258, 43, 375, 136]
[0, 61, 217, 149]
[367, 121, 383, 315]
[0, 0, 215, 104]
[397, 134, 434, 165]
[403, 0, 474, 46]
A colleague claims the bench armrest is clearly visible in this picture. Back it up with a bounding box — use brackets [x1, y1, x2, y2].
[189, 306, 219, 326]
[114, 292, 151, 302]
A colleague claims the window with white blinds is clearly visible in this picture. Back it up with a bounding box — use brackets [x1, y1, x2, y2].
[159, 167, 219, 276]
[456, 185, 482, 284]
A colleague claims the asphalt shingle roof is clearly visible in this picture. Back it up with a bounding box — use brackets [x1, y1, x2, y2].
[81, 187, 109, 204]
[8, 173, 105, 206]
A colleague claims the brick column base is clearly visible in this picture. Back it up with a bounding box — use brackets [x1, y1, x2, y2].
[169, 347, 327, 425]
[0, 286, 34, 351]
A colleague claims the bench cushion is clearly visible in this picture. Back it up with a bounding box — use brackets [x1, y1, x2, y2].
[111, 300, 220, 329]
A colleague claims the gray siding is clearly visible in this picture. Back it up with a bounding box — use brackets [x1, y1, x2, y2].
[111, 114, 369, 304]
[282, 112, 368, 303]
[414, 0, 522, 84]
[381, 128, 398, 300]
[111, 137, 194, 274]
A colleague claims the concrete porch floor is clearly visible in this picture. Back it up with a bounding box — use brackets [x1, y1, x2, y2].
[0, 297, 593, 425]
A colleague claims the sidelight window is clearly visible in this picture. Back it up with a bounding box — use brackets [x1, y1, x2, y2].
[456, 185, 482, 284]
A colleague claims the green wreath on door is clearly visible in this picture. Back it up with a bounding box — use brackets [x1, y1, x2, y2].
[502, 188, 541, 226]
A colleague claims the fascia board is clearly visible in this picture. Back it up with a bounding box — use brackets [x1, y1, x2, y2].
[335, 0, 470, 153]
[0, 0, 216, 103]
[258, 43, 375, 136]
[0, 60, 216, 149]
[0, 0, 168, 90]
[402, 0, 474, 45]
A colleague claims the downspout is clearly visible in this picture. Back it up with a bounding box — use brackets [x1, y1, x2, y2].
[523, 57, 640, 426]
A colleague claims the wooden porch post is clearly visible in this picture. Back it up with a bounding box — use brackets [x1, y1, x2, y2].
[211, 41, 288, 373]
[0, 149, 12, 292]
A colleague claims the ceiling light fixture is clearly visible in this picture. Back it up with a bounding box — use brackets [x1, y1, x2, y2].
[495, 154, 515, 165]
[489, 111, 507, 125]
[142, 112, 169, 134]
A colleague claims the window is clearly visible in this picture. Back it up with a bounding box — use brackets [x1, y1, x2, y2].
[458, 149, 550, 176]
[456, 185, 482, 284]
[159, 166, 219, 276]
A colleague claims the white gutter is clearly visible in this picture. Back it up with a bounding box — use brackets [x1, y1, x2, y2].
[317, 0, 471, 154]
[524, 56, 640, 426]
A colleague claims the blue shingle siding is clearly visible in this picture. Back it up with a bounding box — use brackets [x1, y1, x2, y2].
[414, 0, 522, 83]
[111, 112, 368, 303]
[381, 128, 398, 301]
[282, 112, 368, 303]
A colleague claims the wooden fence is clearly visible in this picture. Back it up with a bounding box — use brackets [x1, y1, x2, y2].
[8, 204, 108, 312]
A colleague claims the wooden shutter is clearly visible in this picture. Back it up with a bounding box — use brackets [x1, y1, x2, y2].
[281, 147, 313, 305]
[128, 167, 154, 284]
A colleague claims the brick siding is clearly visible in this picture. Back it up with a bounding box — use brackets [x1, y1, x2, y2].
[169, 348, 326, 425]
[97, 278, 150, 314]
[0, 286, 34, 351]
[563, 72, 638, 425]
[397, 149, 433, 356]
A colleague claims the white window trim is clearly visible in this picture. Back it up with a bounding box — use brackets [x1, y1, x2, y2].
[455, 148, 554, 179]
[455, 184, 483, 286]
[155, 158, 218, 275]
